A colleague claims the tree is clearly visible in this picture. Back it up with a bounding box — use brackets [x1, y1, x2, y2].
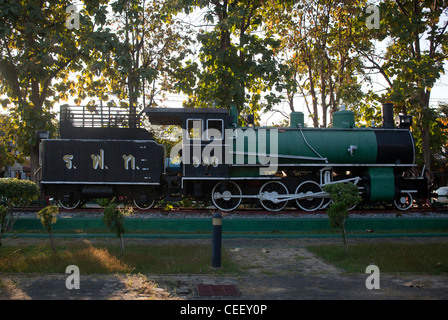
[103, 202, 134, 255]
[0, 0, 112, 180]
[362, 0, 448, 171]
[76, 0, 195, 128]
[36, 205, 59, 253]
[429, 103, 448, 179]
[323, 183, 362, 253]
[171, 0, 283, 122]
[0, 114, 23, 174]
[437, 102, 448, 159]
[269, 0, 370, 127]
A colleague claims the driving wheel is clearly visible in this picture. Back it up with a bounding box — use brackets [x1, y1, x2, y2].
[295, 180, 324, 212]
[211, 181, 242, 212]
[259, 181, 289, 212]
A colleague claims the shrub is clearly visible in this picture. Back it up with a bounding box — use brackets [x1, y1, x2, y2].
[0, 205, 7, 246]
[103, 202, 134, 255]
[36, 205, 59, 253]
[0, 178, 40, 208]
[323, 183, 362, 253]
[0, 178, 40, 246]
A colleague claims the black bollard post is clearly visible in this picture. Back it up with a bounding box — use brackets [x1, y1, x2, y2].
[211, 211, 222, 268]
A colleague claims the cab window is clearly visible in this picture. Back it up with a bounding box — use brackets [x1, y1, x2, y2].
[187, 119, 203, 140]
[206, 119, 223, 140]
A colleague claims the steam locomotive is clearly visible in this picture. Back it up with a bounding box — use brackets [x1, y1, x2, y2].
[38, 103, 428, 211]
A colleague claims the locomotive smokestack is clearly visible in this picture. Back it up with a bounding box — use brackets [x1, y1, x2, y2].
[382, 103, 394, 128]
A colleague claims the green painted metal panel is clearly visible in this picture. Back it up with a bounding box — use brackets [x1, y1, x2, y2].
[289, 112, 304, 128]
[369, 167, 395, 201]
[300, 129, 377, 163]
[11, 217, 448, 233]
[6, 232, 448, 239]
[229, 127, 377, 174]
[333, 111, 356, 128]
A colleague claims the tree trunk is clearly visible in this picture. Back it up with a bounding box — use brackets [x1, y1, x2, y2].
[420, 90, 432, 172]
[421, 126, 431, 172]
[49, 229, 56, 254]
[120, 233, 125, 255]
[30, 144, 40, 184]
[307, 67, 319, 128]
[342, 218, 348, 254]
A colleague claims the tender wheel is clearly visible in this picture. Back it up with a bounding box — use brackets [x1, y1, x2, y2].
[259, 181, 289, 212]
[133, 198, 155, 210]
[57, 198, 82, 210]
[211, 181, 242, 212]
[394, 192, 413, 211]
[295, 180, 324, 212]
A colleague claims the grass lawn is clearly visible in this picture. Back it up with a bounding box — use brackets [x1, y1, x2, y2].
[0, 242, 240, 275]
[307, 242, 448, 275]
[1, 240, 448, 276]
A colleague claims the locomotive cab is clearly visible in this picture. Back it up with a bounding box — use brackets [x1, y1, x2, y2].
[143, 107, 230, 201]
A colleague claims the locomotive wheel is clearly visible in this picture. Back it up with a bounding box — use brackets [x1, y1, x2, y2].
[133, 198, 155, 210]
[211, 181, 242, 212]
[394, 192, 413, 211]
[57, 198, 82, 210]
[259, 181, 289, 212]
[295, 180, 324, 212]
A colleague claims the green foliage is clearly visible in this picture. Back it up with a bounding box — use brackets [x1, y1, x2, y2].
[36, 205, 59, 253]
[0, 179, 40, 246]
[324, 183, 362, 228]
[83, 0, 194, 127]
[0, 205, 6, 224]
[95, 198, 113, 207]
[323, 183, 362, 253]
[268, 0, 370, 127]
[36, 205, 59, 232]
[171, 0, 283, 118]
[0, 178, 40, 208]
[103, 203, 133, 237]
[411, 104, 448, 169]
[0, 204, 7, 246]
[364, 0, 448, 170]
[0, 0, 111, 163]
[0, 114, 24, 170]
[103, 202, 134, 254]
[1, 0, 446, 174]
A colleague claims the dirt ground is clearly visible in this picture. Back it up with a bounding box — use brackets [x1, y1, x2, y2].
[1, 237, 448, 300]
